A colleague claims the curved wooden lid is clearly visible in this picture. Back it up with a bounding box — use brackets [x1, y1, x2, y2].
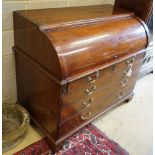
[44, 16, 148, 79]
[14, 5, 149, 81]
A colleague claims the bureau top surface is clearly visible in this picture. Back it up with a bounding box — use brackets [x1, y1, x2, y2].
[15, 5, 132, 28]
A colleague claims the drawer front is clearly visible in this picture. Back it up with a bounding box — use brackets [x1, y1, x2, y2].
[60, 69, 140, 122]
[67, 53, 144, 93]
[59, 76, 138, 137]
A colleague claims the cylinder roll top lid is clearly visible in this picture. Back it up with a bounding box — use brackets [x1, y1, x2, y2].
[14, 5, 149, 80]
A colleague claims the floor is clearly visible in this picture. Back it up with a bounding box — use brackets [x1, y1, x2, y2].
[3, 74, 153, 155]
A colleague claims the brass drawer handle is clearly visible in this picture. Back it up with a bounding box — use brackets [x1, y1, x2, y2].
[128, 63, 132, 69]
[126, 56, 135, 64]
[85, 86, 96, 95]
[116, 91, 125, 99]
[124, 68, 132, 77]
[87, 71, 99, 83]
[82, 98, 94, 108]
[120, 79, 128, 87]
[123, 64, 132, 76]
[81, 111, 91, 120]
[124, 64, 132, 73]
[123, 68, 129, 74]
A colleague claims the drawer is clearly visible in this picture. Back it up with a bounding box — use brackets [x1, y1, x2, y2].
[59, 78, 137, 137]
[62, 59, 142, 108]
[67, 53, 144, 93]
[60, 69, 140, 123]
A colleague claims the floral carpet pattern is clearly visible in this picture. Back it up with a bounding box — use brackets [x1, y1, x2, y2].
[14, 124, 129, 155]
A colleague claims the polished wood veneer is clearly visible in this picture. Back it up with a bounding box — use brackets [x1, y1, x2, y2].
[13, 5, 149, 152]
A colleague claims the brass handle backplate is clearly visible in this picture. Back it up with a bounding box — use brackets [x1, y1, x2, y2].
[116, 91, 125, 99]
[81, 111, 91, 120]
[85, 86, 96, 95]
[82, 98, 94, 108]
[123, 64, 133, 77]
[120, 79, 128, 87]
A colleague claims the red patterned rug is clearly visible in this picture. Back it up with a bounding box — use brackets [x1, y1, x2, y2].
[14, 124, 129, 155]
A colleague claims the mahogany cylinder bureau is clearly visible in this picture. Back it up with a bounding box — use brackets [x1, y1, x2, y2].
[13, 5, 149, 151]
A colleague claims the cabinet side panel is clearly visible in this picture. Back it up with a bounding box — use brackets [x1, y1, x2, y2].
[13, 12, 61, 79]
[15, 49, 61, 141]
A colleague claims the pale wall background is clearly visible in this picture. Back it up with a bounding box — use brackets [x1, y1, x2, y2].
[2, 0, 115, 103]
